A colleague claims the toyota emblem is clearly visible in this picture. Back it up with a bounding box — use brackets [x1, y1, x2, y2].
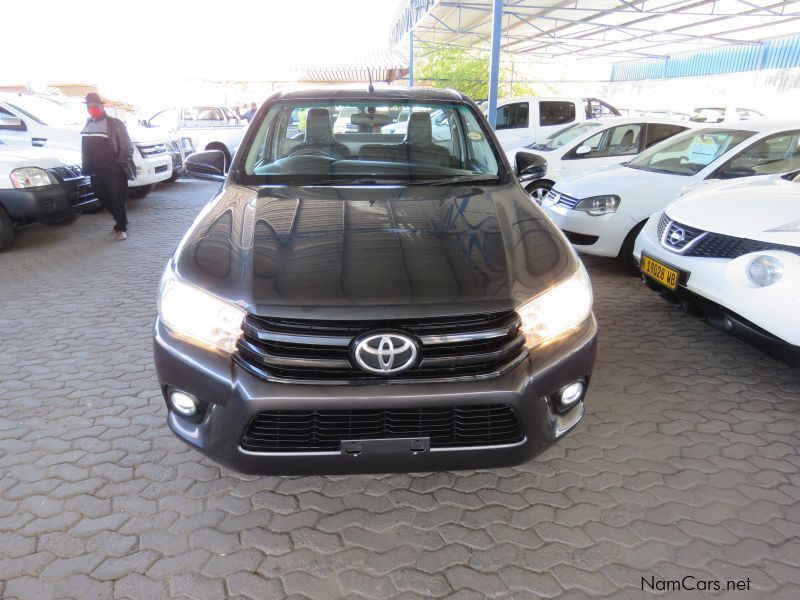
[353, 332, 418, 376]
[669, 227, 686, 245]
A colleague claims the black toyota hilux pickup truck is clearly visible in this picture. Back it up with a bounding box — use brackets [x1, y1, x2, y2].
[153, 87, 597, 475]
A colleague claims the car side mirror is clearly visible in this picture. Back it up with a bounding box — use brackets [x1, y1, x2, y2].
[0, 115, 26, 131]
[514, 151, 547, 181]
[575, 145, 592, 155]
[185, 150, 227, 182]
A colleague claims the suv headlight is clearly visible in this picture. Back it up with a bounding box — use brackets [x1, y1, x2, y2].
[158, 264, 246, 353]
[10, 167, 56, 189]
[517, 263, 593, 347]
[574, 195, 620, 216]
[747, 255, 783, 287]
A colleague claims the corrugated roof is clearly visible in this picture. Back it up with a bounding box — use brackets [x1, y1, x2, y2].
[296, 48, 410, 83]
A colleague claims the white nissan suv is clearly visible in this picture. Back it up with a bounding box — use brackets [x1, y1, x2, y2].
[633, 171, 800, 365]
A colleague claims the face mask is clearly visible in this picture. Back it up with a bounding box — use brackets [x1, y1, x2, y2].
[88, 106, 104, 119]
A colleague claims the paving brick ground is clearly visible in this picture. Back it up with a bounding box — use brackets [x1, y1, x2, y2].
[1, 179, 799, 599]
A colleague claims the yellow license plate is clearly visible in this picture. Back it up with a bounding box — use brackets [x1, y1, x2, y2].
[641, 254, 679, 290]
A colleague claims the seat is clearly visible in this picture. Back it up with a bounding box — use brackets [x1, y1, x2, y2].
[292, 108, 351, 159]
[402, 113, 453, 166]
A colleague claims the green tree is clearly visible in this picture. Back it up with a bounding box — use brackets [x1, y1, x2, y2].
[414, 43, 537, 100]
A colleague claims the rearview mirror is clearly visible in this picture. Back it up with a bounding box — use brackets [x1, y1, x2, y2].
[575, 145, 592, 155]
[185, 150, 227, 182]
[514, 151, 547, 181]
[0, 115, 25, 131]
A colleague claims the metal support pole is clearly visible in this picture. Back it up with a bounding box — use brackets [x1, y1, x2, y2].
[409, 32, 414, 87]
[487, 0, 503, 129]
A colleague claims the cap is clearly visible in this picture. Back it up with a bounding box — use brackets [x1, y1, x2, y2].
[85, 92, 103, 105]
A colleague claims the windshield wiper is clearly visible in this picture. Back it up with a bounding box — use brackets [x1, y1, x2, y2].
[408, 175, 501, 186]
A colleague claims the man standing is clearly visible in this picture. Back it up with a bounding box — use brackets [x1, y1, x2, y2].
[243, 102, 258, 123]
[81, 93, 136, 240]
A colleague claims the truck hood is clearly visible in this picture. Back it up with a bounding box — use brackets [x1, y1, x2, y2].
[665, 174, 800, 246]
[0, 144, 82, 169]
[554, 164, 686, 199]
[173, 182, 579, 319]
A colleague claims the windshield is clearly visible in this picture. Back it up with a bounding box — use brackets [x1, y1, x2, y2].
[527, 121, 602, 151]
[626, 128, 755, 176]
[240, 100, 501, 185]
[5, 96, 82, 127]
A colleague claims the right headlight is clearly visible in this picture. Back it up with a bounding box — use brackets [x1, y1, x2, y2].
[573, 195, 620, 216]
[158, 263, 246, 353]
[10, 167, 56, 189]
[747, 255, 783, 287]
[517, 263, 593, 347]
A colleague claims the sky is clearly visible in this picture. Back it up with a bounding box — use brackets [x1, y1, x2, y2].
[0, 0, 405, 104]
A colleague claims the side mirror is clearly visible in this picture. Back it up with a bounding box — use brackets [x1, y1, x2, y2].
[185, 150, 227, 182]
[0, 115, 26, 131]
[575, 145, 592, 155]
[514, 151, 547, 182]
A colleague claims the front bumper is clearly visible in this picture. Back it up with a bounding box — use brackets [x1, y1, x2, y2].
[635, 213, 800, 364]
[131, 154, 173, 187]
[153, 317, 597, 475]
[542, 200, 636, 257]
[0, 182, 78, 221]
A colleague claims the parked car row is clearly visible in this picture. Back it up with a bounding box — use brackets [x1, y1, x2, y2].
[516, 119, 800, 364]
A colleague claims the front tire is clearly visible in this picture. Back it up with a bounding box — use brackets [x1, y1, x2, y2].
[128, 184, 153, 199]
[619, 221, 646, 275]
[525, 180, 552, 205]
[0, 206, 15, 251]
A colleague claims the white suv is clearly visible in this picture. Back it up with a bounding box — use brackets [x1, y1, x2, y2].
[634, 171, 800, 365]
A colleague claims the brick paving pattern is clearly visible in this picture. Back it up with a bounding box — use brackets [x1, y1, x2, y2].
[1, 179, 799, 599]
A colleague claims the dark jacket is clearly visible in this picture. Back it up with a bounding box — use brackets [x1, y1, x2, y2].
[82, 115, 137, 181]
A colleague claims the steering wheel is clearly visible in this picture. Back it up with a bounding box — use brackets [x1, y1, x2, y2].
[287, 147, 330, 158]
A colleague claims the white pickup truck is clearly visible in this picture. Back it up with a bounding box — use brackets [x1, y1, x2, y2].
[145, 106, 247, 168]
[0, 93, 172, 198]
[0, 138, 97, 250]
[485, 96, 621, 151]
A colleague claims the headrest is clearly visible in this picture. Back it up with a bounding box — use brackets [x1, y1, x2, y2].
[405, 112, 432, 145]
[305, 108, 334, 145]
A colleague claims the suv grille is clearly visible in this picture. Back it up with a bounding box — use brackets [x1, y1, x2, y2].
[50, 165, 84, 179]
[235, 311, 527, 384]
[137, 143, 168, 157]
[684, 233, 800, 259]
[659, 217, 706, 252]
[241, 405, 524, 452]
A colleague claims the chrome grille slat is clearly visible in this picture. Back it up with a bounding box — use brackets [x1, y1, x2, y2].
[236, 311, 527, 384]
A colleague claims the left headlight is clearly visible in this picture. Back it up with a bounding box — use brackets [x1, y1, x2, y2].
[747, 255, 783, 287]
[158, 264, 246, 353]
[573, 194, 620, 216]
[10, 167, 56, 189]
[517, 263, 593, 347]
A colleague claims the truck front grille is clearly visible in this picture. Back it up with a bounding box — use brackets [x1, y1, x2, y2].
[241, 405, 524, 452]
[235, 310, 528, 384]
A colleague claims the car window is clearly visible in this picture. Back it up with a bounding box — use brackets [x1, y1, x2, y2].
[584, 98, 618, 119]
[727, 130, 800, 176]
[690, 108, 725, 123]
[539, 101, 576, 127]
[644, 123, 688, 148]
[627, 128, 755, 176]
[241, 100, 501, 185]
[528, 121, 602, 151]
[577, 124, 643, 158]
[150, 109, 177, 128]
[496, 102, 529, 130]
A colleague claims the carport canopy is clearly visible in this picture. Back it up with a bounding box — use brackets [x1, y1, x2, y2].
[392, 0, 800, 126]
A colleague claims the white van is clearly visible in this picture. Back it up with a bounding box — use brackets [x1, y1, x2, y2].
[487, 96, 620, 151]
[0, 93, 172, 198]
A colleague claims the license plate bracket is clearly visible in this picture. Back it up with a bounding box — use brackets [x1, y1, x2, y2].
[341, 437, 430, 456]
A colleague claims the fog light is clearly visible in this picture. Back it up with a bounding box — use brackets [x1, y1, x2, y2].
[560, 381, 585, 407]
[170, 391, 197, 416]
